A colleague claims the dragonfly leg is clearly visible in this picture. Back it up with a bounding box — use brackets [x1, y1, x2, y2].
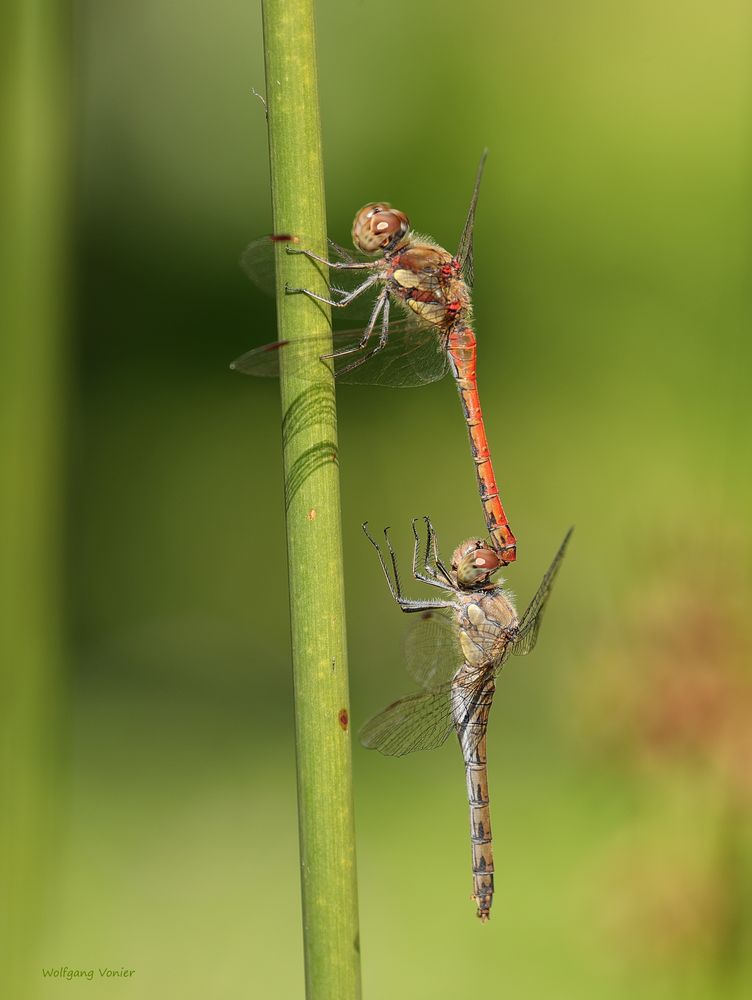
[286, 245, 380, 272]
[320, 289, 388, 365]
[325, 239, 355, 263]
[410, 517, 454, 592]
[286, 271, 380, 307]
[423, 515, 454, 585]
[330, 294, 392, 378]
[412, 516, 434, 577]
[362, 522, 455, 614]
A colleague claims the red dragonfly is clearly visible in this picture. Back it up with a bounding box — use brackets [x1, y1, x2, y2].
[360, 517, 572, 920]
[233, 152, 517, 563]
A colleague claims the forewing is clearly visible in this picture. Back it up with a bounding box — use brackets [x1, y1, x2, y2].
[511, 527, 573, 657]
[454, 149, 488, 288]
[359, 685, 455, 756]
[404, 608, 462, 688]
[240, 233, 382, 323]
[239, 235, 287, 298]
[230, 317, 449, 388]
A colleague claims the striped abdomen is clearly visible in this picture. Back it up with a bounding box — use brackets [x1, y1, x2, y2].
[447, 325, 517, 563]
[452, 673, 496, 921]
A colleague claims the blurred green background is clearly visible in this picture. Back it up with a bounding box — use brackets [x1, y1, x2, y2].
[3, 1, 752, 997]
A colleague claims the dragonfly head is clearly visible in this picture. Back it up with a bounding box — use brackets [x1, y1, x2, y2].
[452, 541, 502, 589]
[352, 203, 410, 254]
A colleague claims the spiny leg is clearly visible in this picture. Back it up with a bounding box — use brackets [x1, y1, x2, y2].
[325, 239, 358, 264]
[362, 522, 454, 614]
[423, 515, 439, 574]
[411, 517, 432, 578]
[384, 526, 404, 596]
[286, 244, 380, 272]
[424, 515, 453, 585]
[362, 521, 409, 605]
[285, 271, 380, 308]
[321, 288, 388, 365]
[410, 517, 453, 592]
[332, 294, 392, 378]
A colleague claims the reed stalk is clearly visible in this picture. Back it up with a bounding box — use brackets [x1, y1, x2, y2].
[260, 2, 361, 996]
[0, 1, 69, 995]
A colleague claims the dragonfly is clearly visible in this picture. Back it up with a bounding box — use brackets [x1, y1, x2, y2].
[233, 152, 517, 563]
[360, 517, 572, 921]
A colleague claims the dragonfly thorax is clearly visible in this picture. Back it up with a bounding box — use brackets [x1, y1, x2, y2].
[457, 589, 518, 668]
[352, 203, 410, 254]
[452, 540, 502, 589]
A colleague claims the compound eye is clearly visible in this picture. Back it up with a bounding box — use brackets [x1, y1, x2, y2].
[352, 203, 410, 254]
[455, 545, 501, 587]
[472, 548, 501, 573]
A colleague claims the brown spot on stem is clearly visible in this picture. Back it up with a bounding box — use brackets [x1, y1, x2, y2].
[307, 508, 316, 521]
[338, 709, 349, 731]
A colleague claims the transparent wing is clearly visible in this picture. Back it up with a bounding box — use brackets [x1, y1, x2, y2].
[240, 233, 382, 324]
[404, 608, 463, 688]
[360, 675, 492, 757]
[359, 686, 455, 756]
[454, 149, 488, 289]
[230, 318, 449, 388]
[240, 234, 294, 298]
[511, 527, 573, 657]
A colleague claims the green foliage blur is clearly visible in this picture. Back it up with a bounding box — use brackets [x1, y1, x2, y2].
[9, 1, 752, 997]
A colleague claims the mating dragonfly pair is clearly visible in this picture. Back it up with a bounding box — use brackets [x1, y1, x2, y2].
[235, 153, 571, 922]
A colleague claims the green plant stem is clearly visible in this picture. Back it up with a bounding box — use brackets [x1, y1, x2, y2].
[260, 2, 361, 997]
[0, 2, 69, 995]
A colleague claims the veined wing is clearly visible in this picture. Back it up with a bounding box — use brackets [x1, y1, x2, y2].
[240, 234, 297, 298]
[455, 149, 488, 289]
[240, 233, 382, 324]
[359, 675, 491, 757]
[230, 318, 449, 388]
[511, 527, 573, 657]
[404, 608, 462, 689]
[359, 686, 455, 756]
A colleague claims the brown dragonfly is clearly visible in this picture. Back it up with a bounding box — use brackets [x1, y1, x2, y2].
[233, 152, 517, 563]
[360, 518, 572, 921]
